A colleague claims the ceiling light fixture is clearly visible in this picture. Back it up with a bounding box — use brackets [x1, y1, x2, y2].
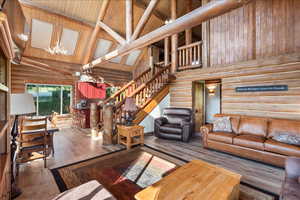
[17, 33, 29, 42]
[45, 40, 68, 55]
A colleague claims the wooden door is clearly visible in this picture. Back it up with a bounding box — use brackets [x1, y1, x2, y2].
[193, 82, 204, 132]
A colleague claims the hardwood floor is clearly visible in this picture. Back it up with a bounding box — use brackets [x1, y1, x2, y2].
[144, 134, 285, 196]
[16, 128, 284, 200]
[16, 127, 124, 200]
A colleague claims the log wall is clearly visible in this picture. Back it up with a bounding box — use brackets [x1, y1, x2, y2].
[170, 0, 300, 120]
[11, 63, 132, 93]
[170, 55, 300, 120]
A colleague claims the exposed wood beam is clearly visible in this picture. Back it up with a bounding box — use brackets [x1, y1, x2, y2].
[125, 0, 133, 42]
[97, 21, 126, 45]
[83, 0, 251, 70]
[170, 0, 178, 73]
[134, 0, 168, 21]
[83, 0, 110, 64]
[131, 0, 159, 41]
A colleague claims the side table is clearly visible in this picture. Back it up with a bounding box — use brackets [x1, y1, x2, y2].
[117, 125, 144, 149]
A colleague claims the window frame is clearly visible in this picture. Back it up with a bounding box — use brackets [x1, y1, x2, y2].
[26, 83, 73, 116]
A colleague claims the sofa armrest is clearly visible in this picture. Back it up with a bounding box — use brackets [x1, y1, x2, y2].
[285, 157, 300, 179]
[181, 121, 193, 142]
[154, 117, 168, 126]
[200, 124, 213, 147]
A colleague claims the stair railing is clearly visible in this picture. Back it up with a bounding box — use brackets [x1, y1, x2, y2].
[178, 41, 202, 71]
[98, 64, 168, 125]
[113, 64, 171, 124]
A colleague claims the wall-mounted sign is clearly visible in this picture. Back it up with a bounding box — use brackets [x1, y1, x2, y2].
[236, 85, 288, 92]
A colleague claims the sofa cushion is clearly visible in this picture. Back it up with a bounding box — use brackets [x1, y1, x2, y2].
[268, 119, 300, 138]
[159, 124, 182, 135]
[238, 117, 268, 137]
[273, 134, 300, 147]
[230, 116, 240, 134]
[265, 139, 300, 157]
[213, 117, 232, 132]
[233, 135, 265, 151]
[208, 132, 235, 144]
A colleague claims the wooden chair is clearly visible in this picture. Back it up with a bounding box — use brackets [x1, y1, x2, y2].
[16, 117, 48, 168]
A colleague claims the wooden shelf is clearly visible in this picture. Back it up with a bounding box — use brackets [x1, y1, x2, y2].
[0, 83, 8, 92]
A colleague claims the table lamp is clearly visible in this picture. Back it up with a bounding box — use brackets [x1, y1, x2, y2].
[10, 93, 36, 198]
[124, 97, 137, 126]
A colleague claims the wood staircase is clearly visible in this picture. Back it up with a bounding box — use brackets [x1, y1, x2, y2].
[99, 64, 171, 126]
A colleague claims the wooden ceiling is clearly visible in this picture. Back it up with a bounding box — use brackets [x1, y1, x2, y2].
[5, 0, 203, 72]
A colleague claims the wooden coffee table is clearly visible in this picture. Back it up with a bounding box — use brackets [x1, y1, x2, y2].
[135, 159, 242, 200]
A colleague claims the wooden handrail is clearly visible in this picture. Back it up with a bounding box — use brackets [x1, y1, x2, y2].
[103, 63, 165, 104]
[178, 40, 202, 70]
[129, 65, 170, 98]
[103, 67, 151, 104]
[178, 41, 202, 50]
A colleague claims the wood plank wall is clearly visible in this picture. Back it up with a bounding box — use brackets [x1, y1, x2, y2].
[11, 64, 132, 93]
[208, 0, 300, 66]
[170, 55, 300, 120]
[169, 0, 300, 120]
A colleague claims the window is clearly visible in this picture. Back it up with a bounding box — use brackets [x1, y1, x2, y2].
[26, 84, 72, 116]
[125, 50, 141, 66]
[31, 19, 53, 49]
[93, 39, 113, 59]
[60, 28, 79, 55]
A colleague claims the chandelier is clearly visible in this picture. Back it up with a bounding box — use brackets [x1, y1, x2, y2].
[45, 40, 68, 55]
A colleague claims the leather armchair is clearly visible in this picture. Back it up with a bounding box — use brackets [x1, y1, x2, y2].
[154, 108, 194, 142]
[281, 157, 300, 200]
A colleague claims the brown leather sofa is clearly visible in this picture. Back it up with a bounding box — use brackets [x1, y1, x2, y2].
[281, 157, 300, 200]
[200, 114, 300, 167]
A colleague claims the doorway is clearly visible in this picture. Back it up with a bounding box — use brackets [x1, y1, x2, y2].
[192, 81, 205, 133]
[205, 80, 221, 123]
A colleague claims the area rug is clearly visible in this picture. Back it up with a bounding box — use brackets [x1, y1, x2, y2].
[51, 147, 278, 200]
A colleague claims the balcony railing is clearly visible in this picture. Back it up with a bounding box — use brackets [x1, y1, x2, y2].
[178, 41, 202, 71]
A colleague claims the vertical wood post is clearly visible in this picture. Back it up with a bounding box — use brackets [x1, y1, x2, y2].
[125, 0, 133, 42]
[103, 103, 114, 145]
[90, 103, 99, 137]
[202, 0, 210, 68]
[170, 0, 178, 74]
[164, 37, 170, 66]
[148, 46, 154, 75]
[185, 0, 193, 45]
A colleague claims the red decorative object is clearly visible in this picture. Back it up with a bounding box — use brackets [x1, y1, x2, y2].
[76, 82, 107, 100]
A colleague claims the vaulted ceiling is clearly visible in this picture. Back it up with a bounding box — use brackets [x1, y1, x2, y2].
[5, 0, 202, 72]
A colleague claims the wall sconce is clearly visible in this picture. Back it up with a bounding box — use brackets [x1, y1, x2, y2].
[207, 84, 217, 96]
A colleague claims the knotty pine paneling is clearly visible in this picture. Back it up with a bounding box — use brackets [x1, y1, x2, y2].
[208, 0, 300, 67]
[170, 56, 300, 120]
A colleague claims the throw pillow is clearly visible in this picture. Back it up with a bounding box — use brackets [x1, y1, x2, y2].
[273, 134, 300, 147]
[213, 117, 232, 132]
